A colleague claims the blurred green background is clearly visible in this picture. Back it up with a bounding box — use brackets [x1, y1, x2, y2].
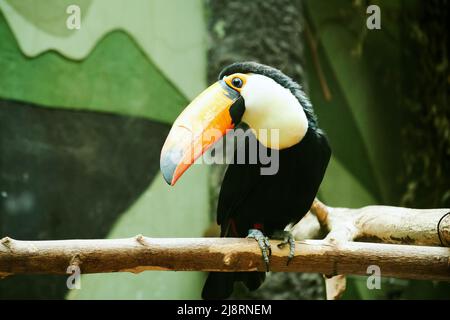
[0, 0, 448, 299]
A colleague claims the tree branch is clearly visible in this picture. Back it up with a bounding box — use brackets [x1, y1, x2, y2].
[1, 203, 449, 301]
[0, 236, 449, 281]
[292, 199, 450, 299]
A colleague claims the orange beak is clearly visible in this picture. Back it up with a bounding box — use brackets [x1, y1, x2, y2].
[160, 80, 243, 185]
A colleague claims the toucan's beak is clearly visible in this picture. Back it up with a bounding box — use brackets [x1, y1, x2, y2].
[160, 80, 242, 185]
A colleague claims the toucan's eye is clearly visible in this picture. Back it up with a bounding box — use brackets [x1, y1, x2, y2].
[231, 77, 243, 88]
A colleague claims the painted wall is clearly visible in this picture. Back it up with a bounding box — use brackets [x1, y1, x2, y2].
[0, 0, 210, 299]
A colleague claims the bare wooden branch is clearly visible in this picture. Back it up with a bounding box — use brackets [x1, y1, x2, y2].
[0, 203, 449, 301]
[293, 202, 450, 246]
[292, 201, 450, 299]
[0, 237, 449, 282]
[325, 274, 346, 300]
[310, 198, 330, 232]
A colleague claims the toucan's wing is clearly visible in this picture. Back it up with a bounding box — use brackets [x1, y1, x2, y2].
[216, 128, 331, 236]
[216, 133, 263, 234]
[217, 162, 261, 233]
[294, 129, 331, 214]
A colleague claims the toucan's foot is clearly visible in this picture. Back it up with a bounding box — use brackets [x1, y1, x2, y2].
[272, 230, 296, 266]
[247, 229, 271, 272]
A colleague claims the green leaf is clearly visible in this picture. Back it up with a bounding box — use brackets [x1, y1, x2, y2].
[305, 0, 404, 205]
[319, 156, 376, 207]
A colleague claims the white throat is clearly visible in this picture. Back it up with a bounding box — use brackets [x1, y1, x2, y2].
[240, 74, 308, 150]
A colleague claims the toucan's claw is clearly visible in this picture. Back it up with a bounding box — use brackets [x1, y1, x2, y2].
[247, 229, 271, 272]
[274, 230, 296, 266]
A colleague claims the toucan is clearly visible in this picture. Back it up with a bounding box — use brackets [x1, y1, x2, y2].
[160, 62, 331, 299]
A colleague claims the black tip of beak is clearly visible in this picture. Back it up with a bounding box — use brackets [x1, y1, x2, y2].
[160, 148, 183, 186]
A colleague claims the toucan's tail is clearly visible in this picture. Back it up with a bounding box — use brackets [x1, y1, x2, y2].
[201, 272, 265, 300]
